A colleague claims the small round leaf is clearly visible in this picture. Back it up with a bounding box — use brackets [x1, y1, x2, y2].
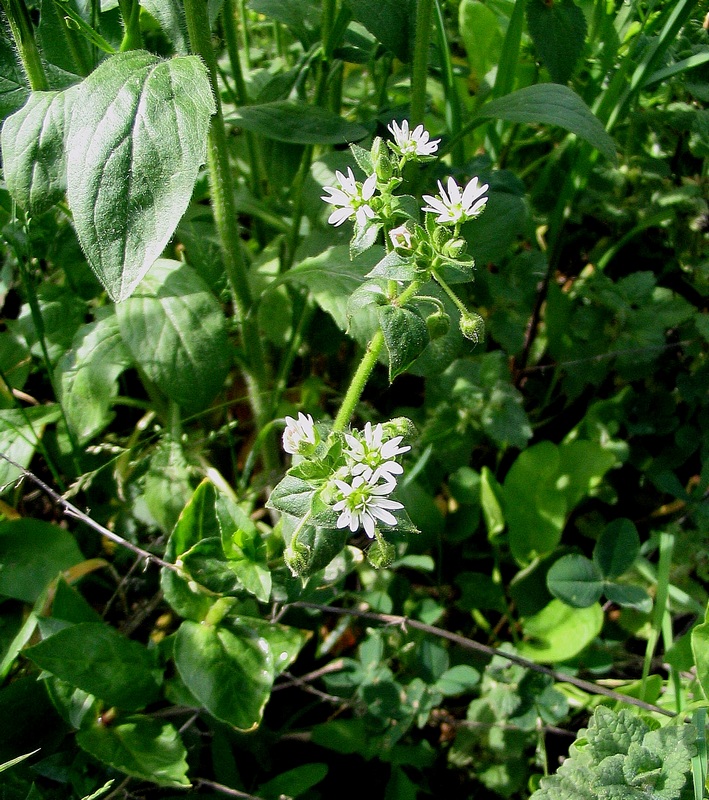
[594, 518, 641, 579]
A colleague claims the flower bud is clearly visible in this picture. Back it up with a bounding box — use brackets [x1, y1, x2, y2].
[367, 538, 396, 569]
[388, 223, 414, 252]
[284, 544, 311, 577]
[426, 310, 451, 339]
[442, 237, 467, 258]
[381, 416, 417, 444]
[459, 312, 485, 344]
[371, 136, 393, 182]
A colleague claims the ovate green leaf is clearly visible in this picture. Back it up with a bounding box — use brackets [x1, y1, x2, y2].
[25, 622, 162, 710]
[1, 88, 76, 214]
[692, 607, 709, 701]
[77, 716, 190, 787]
[56, 308, 132, 443]
[115, 259, 230, 414]
[66, 51, 215, 301]
[377, 305, 430, 381]
[478, 84, 616, 163]
[174, 620, 274, 731]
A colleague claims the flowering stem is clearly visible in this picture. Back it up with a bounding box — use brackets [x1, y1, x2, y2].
[410, 0, 435, 126]
[332, 331, 385, 433]
[333, 281, 422, 432]
[433, 270, 469, 317]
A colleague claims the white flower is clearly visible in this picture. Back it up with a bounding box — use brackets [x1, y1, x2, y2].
[333, 475, 404, 538]
[388, 224, 414, 251]
[321, 167, 377, 227]
[282, 412, 317, 455]
[344, 422, 411, 482]
[422, 176, 489, 225]
[388, 120, 440, 158]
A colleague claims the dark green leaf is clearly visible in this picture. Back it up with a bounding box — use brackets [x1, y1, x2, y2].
[26, 623, 161, 711]
[66, 51, 215, 301]
[76, 716, 189, 788]
[546, 554, 604, 608]
[478, 84, 617, 163]
[56, 308, 132, 443]
[174, 619, 274, 731]
[227, 100, 367, 144]
[0, 519, 83, 603]
[162, 480, 221, 621]
[526, 0, 587, 85]
[593, 518, 640, 579]
[141, 0, 189, 53]
[0, 33, 29, 121]
[343, 0, 416, 61]
[1, 88, 76, 215]
[115, 259, 231, 414]
[377, 305, 430, 381]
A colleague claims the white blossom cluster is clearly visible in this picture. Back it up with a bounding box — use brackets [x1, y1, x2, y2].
[281, 416, 410, 538]
[320, 120, 488, 229]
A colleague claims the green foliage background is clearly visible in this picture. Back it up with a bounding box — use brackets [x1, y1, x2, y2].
[0, 0, 708, 797]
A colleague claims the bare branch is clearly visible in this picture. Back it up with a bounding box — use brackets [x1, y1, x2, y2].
[0, 452, 179, 573]
[290, 601, 676, 718]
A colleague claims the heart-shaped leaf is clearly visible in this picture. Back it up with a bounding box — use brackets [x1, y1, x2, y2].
[66, 51, 215, 301]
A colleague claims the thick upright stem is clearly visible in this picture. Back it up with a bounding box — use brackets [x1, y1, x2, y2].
[183, 0, 279, 476]
[2, 0, 49, 90]
[410, 0, 435, 126]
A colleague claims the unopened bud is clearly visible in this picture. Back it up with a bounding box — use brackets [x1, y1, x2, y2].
[459, 312, 485, 344]
[389, 223, 414, 251]
[371, 137, 393, 182]
[284, 544, 311, 577]
[442, 237, 467, 258]
[381, 416, 417, 443]
[367, 538, 396, 569]
[426, 310, 451, 339]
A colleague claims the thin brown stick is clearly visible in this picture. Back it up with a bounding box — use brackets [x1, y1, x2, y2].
[0, 453, 178, 572]
[194, 778, 266, 800]
[290, 601, 676, 718]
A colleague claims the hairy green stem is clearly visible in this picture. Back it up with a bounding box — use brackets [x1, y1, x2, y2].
[2, 0, 49, 90]
[333, 281, 422, 432]
[410, 0, 435, 126]
[183, 0, 279, 477]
